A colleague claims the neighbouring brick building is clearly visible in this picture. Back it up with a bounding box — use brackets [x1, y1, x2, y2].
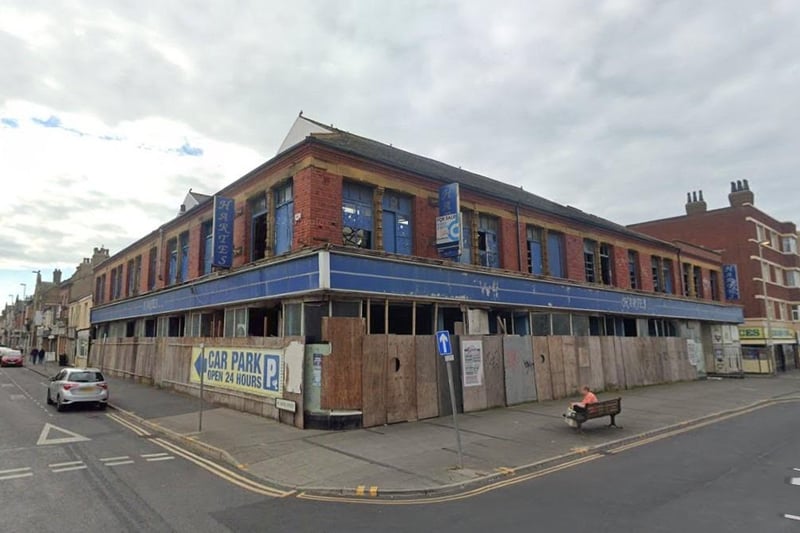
[89, 114, 743, 429]
[630, 180, 799, 374]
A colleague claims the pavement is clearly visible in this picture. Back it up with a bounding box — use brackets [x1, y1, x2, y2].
[27, 361, 800, 498]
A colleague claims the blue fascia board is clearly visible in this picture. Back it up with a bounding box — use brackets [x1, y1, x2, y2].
[92, 250, 743, 325]
[92, 254, 320, 323]
[328, 252, 743, 323]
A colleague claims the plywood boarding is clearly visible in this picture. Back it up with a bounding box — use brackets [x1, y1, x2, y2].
[561, 336, 580, 396]
[547, 337, 567, 400]
[503, 336, 536, 405]
[599, 336, 619, 390]
[621, 338, 644, 387]
[362, 335, 387, 428]
[386, 335, 418, 424]
[415, 336, 439, 420]
[483, 336, 506, 408]
[460, 336, 488, 413]
[637, 337, 655, 385]
[587, 337, 605, 392]
[532, 336, 553, 401]
[321, 317, 364, 410]
[650, 338, 667, 384]
[676, 338, 696, 381]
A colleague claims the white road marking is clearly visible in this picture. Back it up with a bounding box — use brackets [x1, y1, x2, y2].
[104, 460, 135, 467]
[791, 478, 800, 486]
[100, 456, 130, 462]
[0, 472, 33, 481]
[785, 514, 800, 521]
[52, 465, 88, 473]
[1, 383, 13, 387]
[141, 452, 170, 458]
[37, 423, 91, 445]
[9, 394, 26, 400]
[793, 468, 800, 472]
[146, 456, 175, 462]
[0, 467, 32, 475]
[49, 461, 84, 468]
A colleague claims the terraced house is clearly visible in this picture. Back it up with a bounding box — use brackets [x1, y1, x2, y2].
[90, 114, 743, 429]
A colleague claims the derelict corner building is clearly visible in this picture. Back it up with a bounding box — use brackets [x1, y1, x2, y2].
[90, 113, 743, 429]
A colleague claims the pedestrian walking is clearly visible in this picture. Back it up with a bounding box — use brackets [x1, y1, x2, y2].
[30, 348, 37, 364]
[37, 348, 45, 365]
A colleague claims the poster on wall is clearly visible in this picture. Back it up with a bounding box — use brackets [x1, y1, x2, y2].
[686, 339, 698, 366]
[190, 345, 283, 397]
[461, 339, 484, 387]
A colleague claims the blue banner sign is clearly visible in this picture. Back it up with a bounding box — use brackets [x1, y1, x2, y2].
[437, 184, 461, 256]
[213, 196, 235, 268]
[723, 264, 740, 301]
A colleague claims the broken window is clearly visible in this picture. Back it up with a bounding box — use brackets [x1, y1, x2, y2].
[527, 226, 544, 275]
[342, 182, 373, 249]
[274, 180, 293, 255]
[249, 194, 268, 261]
[584, 239, 597, 283]
[478, 214, 499, 268]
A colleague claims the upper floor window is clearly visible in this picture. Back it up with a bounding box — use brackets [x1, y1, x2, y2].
[249, 194, 268, 261]
[147, 247, 157, 291]
[782, 236, 798, 254]
[342, 182, 373, 249]
[477, 214, 499, 268]
[547, 231, 565, 278]
[274, 181, 294, 255]
[179, 231, 189, 283]
[792, 304, 800, 321]
[200, 220, 213, 276]
[651, 256, 674, 294]
[785, 270, 800, 287]
[693, 266, 703, 298]
[167, 238, 178, 286]
[682, 263, 692, 297]
[599, 243, 613, 285]
[95, 274, 106, 304]
[459, 211, 472, 265]
[381, 190, 412, 255]
[527, 226, 544, 275]
[709, 270, 720, 301]
[628, 250, 640, 289]
[583, 239, 597, 283]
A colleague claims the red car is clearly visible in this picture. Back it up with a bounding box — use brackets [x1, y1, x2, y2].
[0, 349, 24, 367]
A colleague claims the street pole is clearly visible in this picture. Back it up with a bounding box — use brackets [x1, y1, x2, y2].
[198, 343, 205, 433]
[445, 358, 464, 469]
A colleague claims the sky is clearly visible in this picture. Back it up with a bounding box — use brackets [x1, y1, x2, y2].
[2, 0, 799, 305]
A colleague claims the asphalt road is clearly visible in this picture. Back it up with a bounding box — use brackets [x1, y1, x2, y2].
[0, 366, 263, 532]
[3, 365, 798, 532]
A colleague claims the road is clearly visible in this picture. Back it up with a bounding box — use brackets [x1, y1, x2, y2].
[0, 366, 264, 532]
[2, 365, 798, 532]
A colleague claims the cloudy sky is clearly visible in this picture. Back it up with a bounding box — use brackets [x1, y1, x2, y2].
[2, 0, 799, 305]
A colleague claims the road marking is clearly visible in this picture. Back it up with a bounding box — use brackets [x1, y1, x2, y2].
[0, 467, 32, 475]
[1, 383, 13, 387]
[146, 456, 174, 462]
[9, 394, 25, 400]
[298, 453, 603, 505]
[52, 465, 88, 473]
[356, 485, 365, 496]
[37, 423, 91, 446]
[141, 453, 170, 458]
[0, 472, 33, 480]
[100, 456, 134, 467]
[791, 478, 800, 486]
[785, 514, 800, 521]
[793, 468, 800, 472]
[153, 437, 293, 498]
[49, 461, 84, 468]
[104, 460, 135, 467]
[105, 413, 149, 437]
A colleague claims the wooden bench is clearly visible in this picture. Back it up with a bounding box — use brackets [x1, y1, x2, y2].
[567, 398, 622, 430]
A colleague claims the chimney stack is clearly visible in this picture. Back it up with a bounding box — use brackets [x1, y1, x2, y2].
[53, 269, 62, 284]
[728, 179, 754, 207]
[685, 189, 707, 215]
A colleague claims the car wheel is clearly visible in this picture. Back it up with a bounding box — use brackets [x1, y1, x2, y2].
[56, 395, 65, 412]
[46, 389, 53, 405]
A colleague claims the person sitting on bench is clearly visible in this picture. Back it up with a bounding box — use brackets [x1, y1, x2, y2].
[570, 385, 598, 416]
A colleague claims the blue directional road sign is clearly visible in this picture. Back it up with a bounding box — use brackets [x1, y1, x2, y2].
[436, 330, 452, 356]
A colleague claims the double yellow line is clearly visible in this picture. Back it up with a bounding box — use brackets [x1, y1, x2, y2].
[106, 412, 293, 498]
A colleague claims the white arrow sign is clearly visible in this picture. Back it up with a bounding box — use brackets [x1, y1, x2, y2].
[37, 423, 91, 446]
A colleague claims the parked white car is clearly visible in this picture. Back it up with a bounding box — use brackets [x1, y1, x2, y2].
[46, 368, 109, 411]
